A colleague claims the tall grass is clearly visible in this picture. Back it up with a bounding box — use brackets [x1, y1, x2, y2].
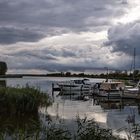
[0, 86, 52, 139]
[75, 117, 122, 140]
[0, 86, 51, 115]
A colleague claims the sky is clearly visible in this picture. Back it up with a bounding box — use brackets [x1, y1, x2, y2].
[0, 0, 140, 74]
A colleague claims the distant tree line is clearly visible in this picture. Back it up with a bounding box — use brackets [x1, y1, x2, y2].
[0, 61, 7, 75]
[47, 70, 140, 80]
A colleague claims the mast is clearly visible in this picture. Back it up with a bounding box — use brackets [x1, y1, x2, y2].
[133, 47, 136, 71]
[133, 48, 136, 80]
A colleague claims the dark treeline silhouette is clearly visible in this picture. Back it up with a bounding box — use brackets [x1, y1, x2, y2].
[47, 70, 140, 80]
[0, 61, 7, 75]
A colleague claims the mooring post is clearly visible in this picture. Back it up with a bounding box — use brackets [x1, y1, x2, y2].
[70, 82, 71, 95]
[138, 87, 140, 99]
[52, 83, 54, 97]
[119, 87, 123, 99]
[80, 85, 83, 96]
[121, 89, 124, 99]
[108, 92, 110, 100]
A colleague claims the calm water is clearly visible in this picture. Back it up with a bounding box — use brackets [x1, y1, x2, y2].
[2, 77, 140, 139]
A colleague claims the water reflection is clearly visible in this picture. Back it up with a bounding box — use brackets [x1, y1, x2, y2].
[47, 91, 140, 139]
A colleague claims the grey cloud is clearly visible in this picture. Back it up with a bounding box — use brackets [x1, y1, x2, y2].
[0, 27, 44, 44]
[2, 43, 122, 73]
[9, 60, 111, 72]
[4, 47, 77, 62]
[105, 21, 140, 56]
[4, 50, 57, 61]
[0, 0, 133, 72]
[105, 21, 140, 68]
[0, 0, 127, 37]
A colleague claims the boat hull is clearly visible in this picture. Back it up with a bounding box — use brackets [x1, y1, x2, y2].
[59, 85, 90, 92]
[94, 89, 121, 98]
[121, 87, 140, 99]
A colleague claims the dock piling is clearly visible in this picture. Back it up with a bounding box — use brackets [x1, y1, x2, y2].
[52, 83, 54, 97]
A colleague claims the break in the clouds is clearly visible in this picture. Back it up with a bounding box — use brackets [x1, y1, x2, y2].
[0, 0, 140, 73]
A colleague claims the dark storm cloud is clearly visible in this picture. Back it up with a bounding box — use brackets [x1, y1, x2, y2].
[105, 20, 140, 68]
[5, 47, 77, 60]
[0, 27, 44, 44]
[105, 21, 140, 56]
[4, 50, 57, 61]
[9, 60, 108, 72]
[0, 0, 127, 43]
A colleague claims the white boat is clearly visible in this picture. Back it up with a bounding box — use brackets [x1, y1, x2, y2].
[93, 81, 125, 98]
[57, 79, 94, 93]
[122, 81, 140, 98]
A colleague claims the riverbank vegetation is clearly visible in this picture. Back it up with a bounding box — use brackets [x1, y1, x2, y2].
[0, 86, 139, 140]
[0, 116, 125, 140]
[0, 86, 52, 139]
[0, 86, 51, 115]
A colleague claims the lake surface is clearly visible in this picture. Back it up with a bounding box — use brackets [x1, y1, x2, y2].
[2, 77, 140, 139]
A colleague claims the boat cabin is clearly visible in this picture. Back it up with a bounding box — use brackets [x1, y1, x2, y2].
[100, 82, 124, 91]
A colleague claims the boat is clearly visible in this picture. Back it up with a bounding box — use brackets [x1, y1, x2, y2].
[122, 81, 140, 99]
[93, 81, 125, 98]
[57, 78, 95, 94]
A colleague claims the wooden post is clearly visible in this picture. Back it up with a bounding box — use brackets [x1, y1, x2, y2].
[70, 82, 71, 95]
[80, 85, 83, 96]
[52, 83, 54, 97]
[139, 87, 140, 94]
[108, 92, 110, 100]
[121, 89, 124, 99]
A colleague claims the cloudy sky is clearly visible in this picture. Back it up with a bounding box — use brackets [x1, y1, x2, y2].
[0, 0, 140, 74]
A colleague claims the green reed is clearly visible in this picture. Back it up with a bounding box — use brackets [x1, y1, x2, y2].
[0, 85, 52, 139]
[75, 117, 123, 140]
[0, 85, 51, 115]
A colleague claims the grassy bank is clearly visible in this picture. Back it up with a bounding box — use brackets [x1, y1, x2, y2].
[0, 86, 51, 115]
[0, 86, 52, 139]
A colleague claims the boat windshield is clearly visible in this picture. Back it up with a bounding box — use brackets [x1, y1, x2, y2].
[74, 80, 83, 84]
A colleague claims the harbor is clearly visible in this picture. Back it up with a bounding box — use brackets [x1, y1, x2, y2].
[52, 78, 140, 100]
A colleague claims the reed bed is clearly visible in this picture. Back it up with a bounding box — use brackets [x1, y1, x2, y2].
[0, 86, 52, 139]
[0, 86, 51, 115]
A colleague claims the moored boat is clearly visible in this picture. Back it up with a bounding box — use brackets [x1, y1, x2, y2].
[122, 81, 140, 99]
[93, 81, 125, 98]
[57, 78, 95, 94]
